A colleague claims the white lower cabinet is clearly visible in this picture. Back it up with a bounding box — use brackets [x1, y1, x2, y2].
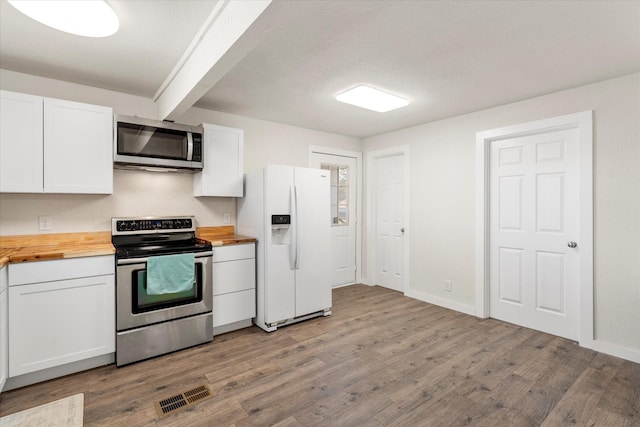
[0, 265, 8, 392]
[8, 256, 115, 377]
[212, 243, 255, 334]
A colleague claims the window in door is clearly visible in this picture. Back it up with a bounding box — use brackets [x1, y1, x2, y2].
[321, 164, 349, 225]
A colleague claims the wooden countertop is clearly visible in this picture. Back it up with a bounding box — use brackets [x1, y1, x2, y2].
[0, 226, 255, 268]
[196, 226, 256, 246]
[0, 231, 114, 268]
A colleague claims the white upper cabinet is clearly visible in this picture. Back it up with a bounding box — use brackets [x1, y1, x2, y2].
[193, 123, 244, 197]
[0, 90, 113, 194]
[43, 98, 113, 194]
[0, 91, 44, 193]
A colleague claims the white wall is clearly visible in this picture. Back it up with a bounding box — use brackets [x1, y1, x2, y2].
[182, 107, 361, 174]
[363, 73, 640, 357]
[0, 69, 361, 235]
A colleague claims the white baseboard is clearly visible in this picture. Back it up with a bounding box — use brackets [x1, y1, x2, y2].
[590, 339, 640, 364]
[404, 289, 476, 316]
[332, 282, 357, 289]
[213, 319, 253, 336]
[349, 284, 640, 364]
[4, 353, 114, 391]
[357, 280, 375, 286]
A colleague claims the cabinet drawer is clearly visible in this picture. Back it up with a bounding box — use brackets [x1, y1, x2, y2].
[213, 258, 255, 295]
[213, 289, 255, 328]
[212, 243, 255, 263]
[9, 255, 114, 286]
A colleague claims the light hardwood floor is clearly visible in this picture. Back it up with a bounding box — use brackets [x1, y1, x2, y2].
[1, 285, 639, 426]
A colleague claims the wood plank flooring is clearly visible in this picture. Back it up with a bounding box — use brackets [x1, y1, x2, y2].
[1, 285, 638, 426]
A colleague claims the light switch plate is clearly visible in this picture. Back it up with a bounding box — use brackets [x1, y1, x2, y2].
[223, 212, 231, 224]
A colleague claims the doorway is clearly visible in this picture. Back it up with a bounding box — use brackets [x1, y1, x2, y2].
[475, 111, 593, 345]
[309, 147, 361, 287]
[367, 146, 410, 293]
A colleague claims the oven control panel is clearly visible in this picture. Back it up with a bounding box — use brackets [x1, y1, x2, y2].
[113, 217, 194, 233]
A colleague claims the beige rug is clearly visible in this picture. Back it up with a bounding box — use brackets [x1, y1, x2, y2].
[0, 393, 83, 427]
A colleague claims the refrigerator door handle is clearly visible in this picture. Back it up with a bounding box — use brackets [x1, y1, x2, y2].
[290, 184, 298, 270]
[294, 184, 300, 269]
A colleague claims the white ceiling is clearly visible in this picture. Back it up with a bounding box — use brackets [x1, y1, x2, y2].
[1, 0, 639, 138]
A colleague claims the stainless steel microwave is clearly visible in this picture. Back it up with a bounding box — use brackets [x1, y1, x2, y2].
[114, 115, 204, 171]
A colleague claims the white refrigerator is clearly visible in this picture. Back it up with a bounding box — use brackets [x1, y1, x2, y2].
[237, 165, 332, 332]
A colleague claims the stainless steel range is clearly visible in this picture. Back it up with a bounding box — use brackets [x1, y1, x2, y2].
[112, 216, 213, 366]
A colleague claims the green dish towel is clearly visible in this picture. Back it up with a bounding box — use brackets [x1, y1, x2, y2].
[146, 253, 195, 295]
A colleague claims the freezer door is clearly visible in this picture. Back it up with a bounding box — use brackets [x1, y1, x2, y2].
[293, 167, 332, 316]
[264, 165, 296, 324]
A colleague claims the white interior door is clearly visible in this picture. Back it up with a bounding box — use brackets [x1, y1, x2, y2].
[490, 128, 579, 340]
[375, 154, 404, 292]
[310, 153, 357, 287]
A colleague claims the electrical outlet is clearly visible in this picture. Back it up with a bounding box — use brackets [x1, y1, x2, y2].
[444, 280, 452, 292]
[223, 212, 231, 224]
[38, 215, 52, 231]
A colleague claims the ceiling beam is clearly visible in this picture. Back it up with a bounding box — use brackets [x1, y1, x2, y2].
[154, 0, 272, 121]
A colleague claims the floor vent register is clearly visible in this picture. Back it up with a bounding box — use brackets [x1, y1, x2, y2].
[155, 383, 214, 418]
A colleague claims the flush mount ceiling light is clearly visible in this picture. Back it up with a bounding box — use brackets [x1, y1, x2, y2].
[8, 0, 119, 38]
[336, 85, 409, 113]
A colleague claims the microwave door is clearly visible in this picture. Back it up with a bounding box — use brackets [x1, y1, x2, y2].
[118, 124, 187, 160]
[113, 116, 203, 170]
[128, 126, 154, 155]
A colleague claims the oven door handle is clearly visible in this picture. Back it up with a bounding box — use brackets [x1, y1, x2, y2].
[116, 251, 213, 265]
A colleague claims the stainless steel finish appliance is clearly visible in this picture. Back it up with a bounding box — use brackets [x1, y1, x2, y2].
[112, 216, 213, 366]
[114, 115, 204, 171]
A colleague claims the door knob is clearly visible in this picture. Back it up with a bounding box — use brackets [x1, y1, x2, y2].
[400, 227, 405, 233]
[567, 241, 577, 248]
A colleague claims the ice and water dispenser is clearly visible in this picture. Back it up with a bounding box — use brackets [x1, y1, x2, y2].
[271, 214, 291, 245]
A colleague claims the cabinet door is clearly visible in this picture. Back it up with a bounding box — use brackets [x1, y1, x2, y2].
[0, 266, 7, 392]
[213, 289, 255, 328]
[43, 98, 113, 194]
[194, 124, 243, 197]
[0, 90, 43, 193]
[9, 275, 115, 377]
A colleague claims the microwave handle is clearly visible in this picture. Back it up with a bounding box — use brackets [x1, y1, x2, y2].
[186, 132, 194, 161]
